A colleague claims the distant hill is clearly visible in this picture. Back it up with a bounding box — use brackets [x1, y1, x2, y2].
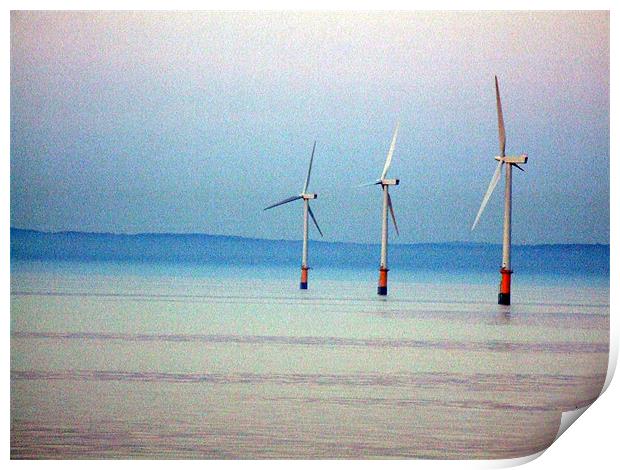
[10, 228, 609, 278]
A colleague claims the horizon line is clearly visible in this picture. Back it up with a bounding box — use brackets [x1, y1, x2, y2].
[10, 227, 610, 248]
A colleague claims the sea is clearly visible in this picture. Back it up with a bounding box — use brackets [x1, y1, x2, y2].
[10, 228, 610, 459]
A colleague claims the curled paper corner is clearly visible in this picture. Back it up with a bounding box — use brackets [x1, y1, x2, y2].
[481, 405, 592, 469]
[535, 324, 620, 458]
[547, 332, 620, 443]
[554, 405, 591, 441]
[482, 449, 546, 469]
[502, 405, 599, 467]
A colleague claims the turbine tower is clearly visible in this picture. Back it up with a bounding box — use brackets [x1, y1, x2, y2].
[471, 76, 528, 305]
[264, 141, 323, 289]
[361, 123, 401, 296]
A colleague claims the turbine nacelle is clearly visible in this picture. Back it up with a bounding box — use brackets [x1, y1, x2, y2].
[379, 178, 400, 186]
[301, 193, 317, 200]
[494, 155, 528, 165]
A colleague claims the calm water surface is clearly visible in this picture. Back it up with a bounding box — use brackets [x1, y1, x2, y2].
[11, 265, 609, 459]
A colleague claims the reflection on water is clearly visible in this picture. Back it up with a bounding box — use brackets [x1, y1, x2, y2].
[10, 271, 609, 459]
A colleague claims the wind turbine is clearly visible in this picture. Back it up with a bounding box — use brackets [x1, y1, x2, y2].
[361, 122, 401, 296]
[471, 76, 528, 305]
[264, 141, 323, 290]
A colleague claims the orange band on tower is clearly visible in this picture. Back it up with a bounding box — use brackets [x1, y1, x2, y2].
[500, 268, 512, 294]
[378, 268, 388, 288]
[301, 267, 308, 283]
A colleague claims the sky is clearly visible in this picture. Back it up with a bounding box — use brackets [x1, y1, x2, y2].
[10, 10, 609, 244]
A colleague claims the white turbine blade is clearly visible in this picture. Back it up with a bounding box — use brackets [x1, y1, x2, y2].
[495, 76, 506, 157]
[263, 195, 302, 211]
[471, 160, 504, 230]
[302, 141, 316, 194]
[387, 192, 399, 236]
[307, 205, 323, 237]
[380, 121, 400, 180]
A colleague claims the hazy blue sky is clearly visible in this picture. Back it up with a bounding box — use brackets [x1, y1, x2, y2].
[11, 11, 609, 244]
